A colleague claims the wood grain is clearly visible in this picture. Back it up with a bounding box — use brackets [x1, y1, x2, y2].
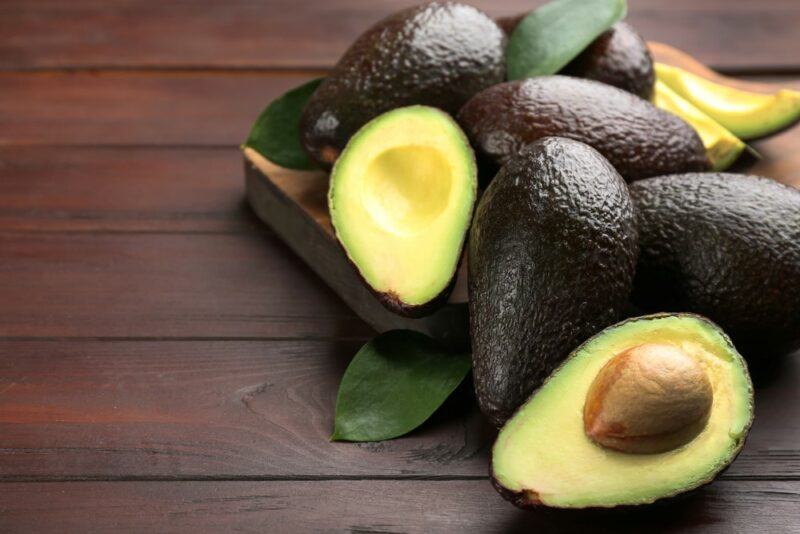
[2, 0, 800, 72]
[0, 339, 796, 480]
[0, 71, 312, 146]
[0, 480, 797, 533]
[0, 233, 371, 339]
[0, 147, 248, 233]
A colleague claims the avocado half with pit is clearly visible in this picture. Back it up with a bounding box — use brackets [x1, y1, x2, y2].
[492, 314, 753, 509]
[329, 105, 477, 317]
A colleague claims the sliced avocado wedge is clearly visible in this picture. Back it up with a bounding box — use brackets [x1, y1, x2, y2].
[492, 314, 753, 509]
[329, 106, 477, 317]
[652, 80, 745, 171]
[656, 62, 800, 140]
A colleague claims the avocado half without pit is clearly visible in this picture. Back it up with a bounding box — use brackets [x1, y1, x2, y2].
[492, 314, 753, 509]
[328, 105, 477, 317]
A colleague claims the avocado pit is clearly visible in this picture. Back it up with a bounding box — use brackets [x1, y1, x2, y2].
[584, 343, 713, 454]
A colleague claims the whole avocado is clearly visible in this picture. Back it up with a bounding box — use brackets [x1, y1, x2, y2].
[498, 17, 654, 99]
[631, 173, 800, 356]
[470, 137, 639, 427]
[457, 76, 709, 184]
[300, 2, 506, 167]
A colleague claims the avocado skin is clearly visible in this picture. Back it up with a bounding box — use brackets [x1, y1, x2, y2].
[469, 137, 638, 427]
[300, 2, 506, 167]
[491, 313, 754, 510]
[457, 76, 709, 185]
[561, 23, 654, 99]
[498, 17, 654, 99]
[631, 174, 800, 356]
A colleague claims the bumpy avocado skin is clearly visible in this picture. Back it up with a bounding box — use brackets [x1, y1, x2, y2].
[469, 137, 638, 427]
[498, 17, 654, 99]
[631, 173, 800, 356]
[561, 23, 654, 99]
[457, 76, 709, 184]
[491, 313, 754, 510]
[300, 2, 506, 167]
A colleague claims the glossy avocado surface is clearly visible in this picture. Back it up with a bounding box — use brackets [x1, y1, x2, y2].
[457, 76, 709, 184]
[561, 22, 654, 99]
[300, 2, 506, 167]
[631, 173, 800, 356]
[498, 17, 654, 99]
[469, 137, 638, 427]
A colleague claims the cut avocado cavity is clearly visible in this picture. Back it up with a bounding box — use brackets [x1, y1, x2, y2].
[656, 62, 800, 140]
[329, 105, 477, 317]
[492, 314, 753, 509]
[652, 80, 745, 171]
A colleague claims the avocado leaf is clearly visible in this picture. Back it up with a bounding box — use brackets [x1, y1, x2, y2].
[332, 330, 472, 442]
[506, 0, 627, 80]
[244, 77, 324, 170]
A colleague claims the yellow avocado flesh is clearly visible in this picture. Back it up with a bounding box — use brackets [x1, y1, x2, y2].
[492, 315, 753, 509]
[652, 80, 745, 171]
[329, 106, 476, 307]
[656, 63, 800, 140]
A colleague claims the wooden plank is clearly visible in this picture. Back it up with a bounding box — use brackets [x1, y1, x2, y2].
[0, 147, 248, 233]
[0, 71, 312, 146]
[0, 233, 371, 339]
[2, 1, 800, 72]
[0, 339, 796, 479]
[0, 480, 797, 532]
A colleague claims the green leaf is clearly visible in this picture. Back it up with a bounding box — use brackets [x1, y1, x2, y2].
[332, 330, 472, 442]
[506, 0, 627, 80]
[244, 77, 324, 170]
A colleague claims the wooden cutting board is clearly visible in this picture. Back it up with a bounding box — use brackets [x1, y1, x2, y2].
[243, 42, 784, 348]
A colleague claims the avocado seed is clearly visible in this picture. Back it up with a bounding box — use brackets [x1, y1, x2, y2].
[583, 343, 713, 454]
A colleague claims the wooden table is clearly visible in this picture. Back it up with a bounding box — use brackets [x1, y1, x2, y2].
[0, 1, 798, 531]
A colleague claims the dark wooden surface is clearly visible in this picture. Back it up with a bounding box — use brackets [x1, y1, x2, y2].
[0, 1, 798, 532]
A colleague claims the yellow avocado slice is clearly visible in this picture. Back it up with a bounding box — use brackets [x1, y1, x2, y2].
[656, 62, 800, 140]
[652, 80, 745, 171]
[491, 314, 753, 509]
[329, 105, 477, 316]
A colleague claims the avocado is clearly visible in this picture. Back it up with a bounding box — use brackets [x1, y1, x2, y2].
[329, 106, 477, 317]
[492, 313, 754, 509]
[300, 2, 505, 167]
[497, 17, 654, 99]
[652, 80, 746, 171]
[470, 137, 638, 427]
[656, 63, 800, 140]
[457, 76, 709, 184]
[631, 173, 800, 356]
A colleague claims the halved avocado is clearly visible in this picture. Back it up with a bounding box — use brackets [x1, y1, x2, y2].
[652, 80, 745, 171]
[492, 314, 754, 509]
[329, 105, 477, 317]
[656, 62, 800, 140]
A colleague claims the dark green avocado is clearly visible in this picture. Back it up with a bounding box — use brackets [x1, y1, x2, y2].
[498, 17, 654, 99]
[492, 313, 753, 509]
[457, 76, 709, 184]
[561, 22, 654, 99]
[631, 173, 800, 356]
[469, 136, 638, 427]
[300, 2, 506, 168]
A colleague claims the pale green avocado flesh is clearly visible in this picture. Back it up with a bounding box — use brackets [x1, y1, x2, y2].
[656, 63, 800, 140]
[492, 314, 754, 509]
[328, 106, 477, 311]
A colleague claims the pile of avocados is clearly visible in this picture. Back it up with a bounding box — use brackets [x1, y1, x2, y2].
[258, 0, 800, 512]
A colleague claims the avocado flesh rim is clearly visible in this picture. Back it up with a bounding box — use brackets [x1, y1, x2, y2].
[655, 63, 800, 140]
[652, 80, 745, 171]
[492, 314, 753, 509]
[329, 105, 477, 307]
